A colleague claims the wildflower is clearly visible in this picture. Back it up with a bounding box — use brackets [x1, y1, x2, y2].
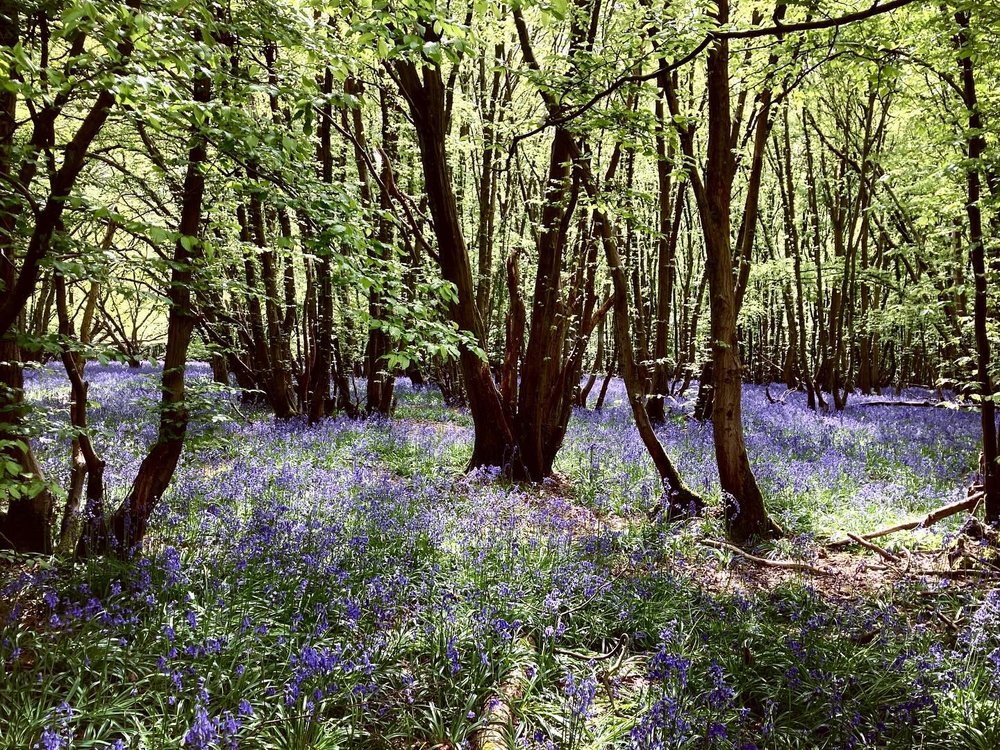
[35, 728, 63, 750]
[563, 669, 598, 719]
[446, 637, 461, 674]
[706, 661, 735, 710]
[184, 705, 218, 749]
[707, 722, 727, 741]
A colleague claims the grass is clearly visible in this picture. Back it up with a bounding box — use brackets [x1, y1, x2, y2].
[1, 365, 998, 749]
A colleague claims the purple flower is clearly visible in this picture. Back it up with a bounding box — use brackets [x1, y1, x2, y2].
[446, 637, 461, 675]
[184, 705, 218, 749]
[707, 722, 727, 741]
[564, 669, 597, 719]
[34, 728, 64, 750]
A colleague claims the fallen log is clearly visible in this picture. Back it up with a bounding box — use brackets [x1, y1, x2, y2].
[472, 642, 532, 750]
[701, 538, 833, 576]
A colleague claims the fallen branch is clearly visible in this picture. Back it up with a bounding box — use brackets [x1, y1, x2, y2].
[554, 635, 628, 662]
[829, 492, 984, 548]
[701, 538, 833, 576]
[860, 400, 976, 410]
[846, 533, 901, 564]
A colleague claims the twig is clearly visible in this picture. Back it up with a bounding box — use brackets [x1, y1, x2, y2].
[700, 538, 833, 576]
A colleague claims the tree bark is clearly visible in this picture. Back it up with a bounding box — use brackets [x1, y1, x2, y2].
[678, 2, 780, 542]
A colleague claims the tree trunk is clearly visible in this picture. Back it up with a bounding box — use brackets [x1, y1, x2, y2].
[695, 8, 779, 542]
[648, 102, 683, 424]
[83, 68, 212, 556]
[392, 58, 519, 472]
[54, 275, 106, 555]
[364, 88, 398, 416]
[956, 9, 1000, 525]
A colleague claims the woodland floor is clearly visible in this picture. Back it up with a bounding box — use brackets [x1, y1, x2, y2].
[2, 364, 999, 750]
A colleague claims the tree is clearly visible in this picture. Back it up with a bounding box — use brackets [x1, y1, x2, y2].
[0, 0, 142, 552]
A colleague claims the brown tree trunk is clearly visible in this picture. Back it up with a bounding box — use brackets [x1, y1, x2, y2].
[83, 68, 212, 556]
[594, 344, 616, 412]
[0, 330, 54, 553]
[776, 110, 817, 409]
[349, 82, 396, 417]
[246, 175, 299, 419]
[307, 64, 336, 423]
[690, 6, 779, 542]
[515, 125, 578, 479]
[474, 46, 509, 325]
[588, 160, 702, 514]
[0, 2, 138, 552]
[392, 58, 519, 472]
[54, 275, 106, 555]
[647, 102, 683, 424]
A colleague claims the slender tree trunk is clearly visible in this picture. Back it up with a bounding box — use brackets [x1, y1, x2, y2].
[596, 194, 703, 514]
[696, 7, 779, 542]
[365, 89, 399, 415]
[246, 174, 299, 418]
[82, 67, 212, 556]
[648, 102, 683, 424]
[594, 343, 616, 412]
[956, 10, 1000, 525]
[392, 58, 519, 472]
[54, 275, 106, 555]
[308, 64, 336, 423]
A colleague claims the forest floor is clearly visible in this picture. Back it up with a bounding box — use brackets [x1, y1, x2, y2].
[2, 364, 999, 750]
